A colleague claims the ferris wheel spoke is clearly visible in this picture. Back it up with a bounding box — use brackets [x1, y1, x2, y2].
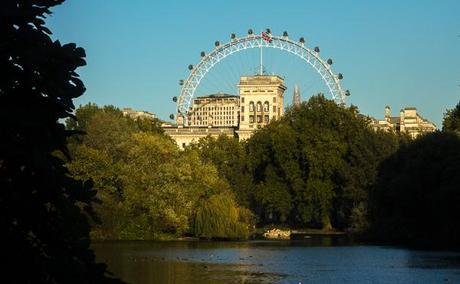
[177, 32, 347, 114]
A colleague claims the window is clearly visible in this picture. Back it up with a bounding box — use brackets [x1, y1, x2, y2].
[249, 115, 254, 123]
[241, 106, 244, 112]
[241, 115, 244, 122]
[264, 115, 269, 123]
[273, 105, 276, 112]
[273, 97, 276, 103]
[257, 115, 262, 123]
[263, 101, 269, 112]
[257, 102, 262, 112]
[249, 102, 255, 112]
[241, 97, 245, 103]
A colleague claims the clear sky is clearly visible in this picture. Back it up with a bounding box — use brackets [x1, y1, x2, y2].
[46, 0, 460, 127]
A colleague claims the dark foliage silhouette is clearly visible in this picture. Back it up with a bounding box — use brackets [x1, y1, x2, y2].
[443, 100, 460, 133]
[0, 1, 122, 282]
[369, 132, 460, 247]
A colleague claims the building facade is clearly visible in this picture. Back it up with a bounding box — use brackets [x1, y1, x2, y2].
[237, 75, 286, 140]
[166, 74, 288, 148]
[188, 93, 239, 127]
[371, 106, 436, 138]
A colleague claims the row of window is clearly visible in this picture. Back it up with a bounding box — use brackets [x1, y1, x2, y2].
[193, 106, 236, 111]
[240, 115, 274, 123]
[242, 90, 274, 93]
[195, 116, 234, 120]
[192, 112, 234, 116]
[241, 97, 276, 103]
[193, 121, 236, 126]
[195, 99, 238, 104]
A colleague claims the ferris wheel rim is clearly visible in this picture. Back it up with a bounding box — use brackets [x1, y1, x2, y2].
[177, 32, 347, 115]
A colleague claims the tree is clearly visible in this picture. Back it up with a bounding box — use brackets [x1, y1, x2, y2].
[369, 132, 460, 247]
[194, 191, 250, 240]
[188, 135, 253, 207]
[246, 95, 400, 230]
[67, 104, 251, 240]
[0, 1, 120, 282]
[442, 100, 460, 133]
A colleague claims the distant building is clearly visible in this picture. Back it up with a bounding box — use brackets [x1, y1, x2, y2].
[162, 126, 236, 150]
[164, 74, 287, 149]
[122, 108, 155, 120]
[371, 106, 436, 138]
[292, 84, 301, 107]
[237, 75, 286, 140]
[188, 93, 239, 127]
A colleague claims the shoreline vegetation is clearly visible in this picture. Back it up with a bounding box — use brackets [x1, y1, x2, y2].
[91, 227, 347, 242]
[65, 99, 460, 249]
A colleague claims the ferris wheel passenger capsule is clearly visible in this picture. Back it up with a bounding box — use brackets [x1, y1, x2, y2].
[327, 58, 333, 65]
[314, 46, 320, 53]
[169, 114, 175, 120]
[266, 28, 271, 34]
[248, 29, 253, 35]
[299, 37, 305, 44]
[179, 79, 184, 85]
[172, 96, 177, 102]
[283, 31, 288, 38]
[231, 33, 236, 40]
[188, 64, 193, 70]
[200, 51, 206, 57]
[215, 41, 220, 47]
[338, 73, 343, 80]
[345, 90, 351, 96]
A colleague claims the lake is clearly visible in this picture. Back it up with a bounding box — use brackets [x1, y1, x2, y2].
[93, 237, 460, 283]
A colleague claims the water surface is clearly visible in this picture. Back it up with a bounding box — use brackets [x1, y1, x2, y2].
[93, 238, 460, 283]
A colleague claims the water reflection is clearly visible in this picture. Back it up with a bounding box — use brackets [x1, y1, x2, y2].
[93, 240, 460, 284]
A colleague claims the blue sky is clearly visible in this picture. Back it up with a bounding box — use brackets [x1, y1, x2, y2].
[47, 0, 460, 127]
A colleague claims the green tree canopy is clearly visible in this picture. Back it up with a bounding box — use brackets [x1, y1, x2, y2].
[0, 1, 120, 282]
[246, 95, 399, 230]
[442, 100, 460, 133]
[187, 135, 253, 207]
[67, 104, 251, 240]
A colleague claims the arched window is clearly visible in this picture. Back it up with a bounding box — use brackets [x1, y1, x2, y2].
[263, 101, 269, 112]
[249, 101, 255, 112]
[257, 101, 262, 112]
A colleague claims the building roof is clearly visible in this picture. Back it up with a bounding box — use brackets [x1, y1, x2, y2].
[239, 74, 285, 86]
[196, 92, 238, 99]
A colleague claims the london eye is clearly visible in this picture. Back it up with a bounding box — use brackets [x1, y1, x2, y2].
[173, 29, 350, 118]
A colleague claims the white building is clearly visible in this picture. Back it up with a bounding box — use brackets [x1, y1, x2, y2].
[371, 106, 436, 138]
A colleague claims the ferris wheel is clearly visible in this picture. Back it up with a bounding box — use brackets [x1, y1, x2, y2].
[172, 29, 350, 118]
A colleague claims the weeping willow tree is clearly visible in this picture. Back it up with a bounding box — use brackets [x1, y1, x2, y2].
[194, 192, 251, 240]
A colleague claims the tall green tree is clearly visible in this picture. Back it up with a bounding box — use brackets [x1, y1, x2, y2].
[246, 95, 399, 230]
[188, 135, 253, 207]
[0, 1, 120, 282]
[442, 100, 460, 133]
[67, 104, 251, 240]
